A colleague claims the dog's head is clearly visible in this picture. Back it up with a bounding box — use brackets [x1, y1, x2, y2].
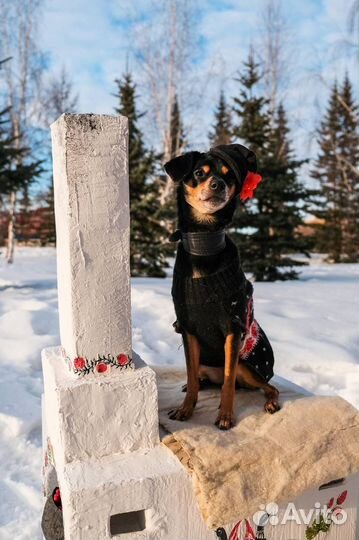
[164, 144, 260, 216]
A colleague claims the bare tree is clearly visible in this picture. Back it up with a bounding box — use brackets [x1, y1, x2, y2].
[129, 0, 208, 204]
[40, 66, 78, 246]
[259, 0, 292, 118]
[347, 0, 359, 60]
[39, 66, 79, 128]
[0, 0, 44, 263]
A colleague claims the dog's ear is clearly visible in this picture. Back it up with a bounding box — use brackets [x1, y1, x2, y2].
[164, 151, 203, 183]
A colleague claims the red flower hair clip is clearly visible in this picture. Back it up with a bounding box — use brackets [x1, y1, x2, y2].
[240, 171, 262, 201]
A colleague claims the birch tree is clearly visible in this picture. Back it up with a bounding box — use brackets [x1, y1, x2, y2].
[0, 0, 44, 262]
[346, 0, 359, 60]
[39, 66, 79, 128]
[129, 0, 205, 204]
[36, 66, 78, 245]
[259, 0, 292, 119]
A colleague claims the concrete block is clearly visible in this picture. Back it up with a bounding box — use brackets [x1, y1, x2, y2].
[57, 446, 213, 540]
[42, 394, 58, 498]
[42, 347, 159, 467]
[51, 114, 132, 373]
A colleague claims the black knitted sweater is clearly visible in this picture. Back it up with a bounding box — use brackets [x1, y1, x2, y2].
[171, 236, 274, 381]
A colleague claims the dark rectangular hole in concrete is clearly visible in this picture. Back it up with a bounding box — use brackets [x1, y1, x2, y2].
[110, 509, 146, 535]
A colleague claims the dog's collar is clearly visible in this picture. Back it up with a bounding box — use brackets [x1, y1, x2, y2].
[171, 229, 226, 256]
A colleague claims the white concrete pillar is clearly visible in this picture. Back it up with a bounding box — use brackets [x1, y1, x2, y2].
[43, 114, 215, 540]
[51, 114, 132, 376]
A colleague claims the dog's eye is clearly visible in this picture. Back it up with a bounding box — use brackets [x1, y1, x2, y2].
[194, 169, 206, 179]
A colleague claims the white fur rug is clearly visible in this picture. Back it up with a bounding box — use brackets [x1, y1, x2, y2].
[155, 367, 359, 528]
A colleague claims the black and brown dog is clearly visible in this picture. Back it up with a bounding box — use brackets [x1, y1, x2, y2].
[164, 143, 280, 430]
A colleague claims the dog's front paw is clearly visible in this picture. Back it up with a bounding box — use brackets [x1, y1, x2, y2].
[215, 410, 235, 430]
[264, 399, 280, 414]
[168, 401, 195, 421]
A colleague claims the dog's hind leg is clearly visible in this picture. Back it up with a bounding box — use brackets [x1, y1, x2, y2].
[236, 363, 280, 414]
[168, 332, 200, 421]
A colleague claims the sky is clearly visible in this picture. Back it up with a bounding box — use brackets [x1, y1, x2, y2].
[39, 0, 358, 166]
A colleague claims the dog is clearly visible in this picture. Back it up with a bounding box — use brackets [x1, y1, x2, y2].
[164, 143, 280, 430]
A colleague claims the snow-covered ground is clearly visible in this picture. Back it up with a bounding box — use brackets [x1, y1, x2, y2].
[0, 247, 358, 539]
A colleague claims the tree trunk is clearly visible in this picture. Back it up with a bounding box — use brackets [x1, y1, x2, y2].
[6, 191, 17, 264]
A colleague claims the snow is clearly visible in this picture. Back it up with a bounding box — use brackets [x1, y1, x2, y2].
[0, 247, 358, 539]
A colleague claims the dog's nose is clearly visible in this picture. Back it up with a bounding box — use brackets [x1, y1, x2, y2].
[210, 178, 225, 192]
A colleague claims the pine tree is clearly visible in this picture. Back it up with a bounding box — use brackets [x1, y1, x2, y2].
[0, 107, 19, 197]
[114, 73, 169, 277]
[18, 185, 31, 244]
[339, 74, 359, 261]
[232, 53, 271, 153]
[231, 53, 312, 281]
[311, 82, 343, 261]
[263, 104, 312, 279]
[38, 182, 56, 246]
[311, 76, 359, 262]
[0, 105, 41, 201]
[209, 90, 233, 146]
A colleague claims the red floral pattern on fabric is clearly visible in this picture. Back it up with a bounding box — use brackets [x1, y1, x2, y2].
[239, 319, 260, 359]
[245, 297, 253, 333]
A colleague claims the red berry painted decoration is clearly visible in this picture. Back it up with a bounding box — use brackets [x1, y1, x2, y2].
[70, 351, 133, 376]
[117, 354, 129, 366]
[74, 357, 86, 370]
[96, 362, 108, 373]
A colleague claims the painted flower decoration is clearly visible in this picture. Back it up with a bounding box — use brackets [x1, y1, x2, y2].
[243, 519, 256, 540]
[240, 172, 263, 201]
[229, 520, 241, 540]
[117, 354, 129, 366]
[74, 357, 86, 370]
[96, 363, 108, 373]
[67, 352, 133, 376]
[336, 490, 347, 505]
[306, 488, 349, 539]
